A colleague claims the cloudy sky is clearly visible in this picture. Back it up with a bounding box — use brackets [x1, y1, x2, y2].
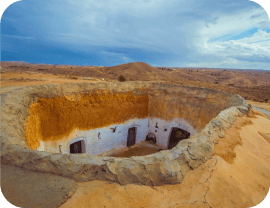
[1, 0, 270, 69]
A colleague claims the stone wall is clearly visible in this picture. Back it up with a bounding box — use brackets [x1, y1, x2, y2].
[1, 82, 249, 185]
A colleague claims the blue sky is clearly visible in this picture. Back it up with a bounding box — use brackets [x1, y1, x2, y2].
[1, 0, 270, 69]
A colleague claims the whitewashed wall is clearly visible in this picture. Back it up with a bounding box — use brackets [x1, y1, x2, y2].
[39, 118, 149, 155]
[148, 117, 197, 148]
[77, 118, 149, 155]
[38, 117, 196, 154]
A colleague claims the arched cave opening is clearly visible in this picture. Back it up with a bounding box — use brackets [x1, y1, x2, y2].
[168, 127, 190, 149]
[145, 133, 156, 144]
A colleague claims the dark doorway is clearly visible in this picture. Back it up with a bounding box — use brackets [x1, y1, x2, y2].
[168, 128, 190, 149]
[70, 140, 85, 153]
[145, 133, 156, 144]
[127, 127, 137, 147]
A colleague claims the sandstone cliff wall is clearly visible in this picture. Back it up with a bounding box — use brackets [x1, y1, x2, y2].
[25, 91, 149, 150]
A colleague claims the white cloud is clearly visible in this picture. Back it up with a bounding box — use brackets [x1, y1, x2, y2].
[1, 34, 35, 40]
[238, 29, 270, 44]
[200, 7, 269, 40]
[186, 58, 270, 70]
[2, 0, 270, 69]
[186, 4, 270, 70]
[204, 29, 270, 59]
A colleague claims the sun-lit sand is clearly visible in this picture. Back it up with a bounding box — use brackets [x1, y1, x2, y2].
[59, 111, 270, 208]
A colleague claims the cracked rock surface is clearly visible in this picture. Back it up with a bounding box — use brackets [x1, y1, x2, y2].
[1, 164, 77, 208]
[59, 113, 270, 208]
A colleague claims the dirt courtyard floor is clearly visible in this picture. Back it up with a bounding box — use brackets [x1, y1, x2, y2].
[110, 145, 160, 158]
[59, 112, 270, 208]
[99, 141, 164, 158]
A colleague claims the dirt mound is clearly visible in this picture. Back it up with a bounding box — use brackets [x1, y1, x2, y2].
[102, 62, 160, 80]
[104, 62, 158, 73]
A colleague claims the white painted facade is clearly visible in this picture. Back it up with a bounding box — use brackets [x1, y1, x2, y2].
[75, 118, 149, 155]
[38, 117, 197, 154]
[148, 117, 197, 148]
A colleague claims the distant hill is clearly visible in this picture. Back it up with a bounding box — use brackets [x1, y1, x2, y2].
[101, 62, 161, 80]
[2, 61, 270, 102]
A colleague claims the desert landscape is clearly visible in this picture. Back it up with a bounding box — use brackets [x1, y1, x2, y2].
[1, 61, 270, 208]
[1, 61, 270, 102]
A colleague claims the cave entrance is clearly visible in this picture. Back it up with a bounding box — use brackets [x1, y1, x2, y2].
[70, 140, 85, 154]
[168, 127, 190, 149]
[145, 133, 156, 144]
[127, 127, 137, 147]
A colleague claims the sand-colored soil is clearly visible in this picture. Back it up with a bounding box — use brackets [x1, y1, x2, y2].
[258, 132, 270, 144]
[25, 91, 148, 150]
[59, 114, 270, 208]
[111, 146, 160, 157]
[2, 62, 270, 102]
[213, 117, 253, 164]
[248, 100, 270, 112]
[103, 141, 163, 158]
[0, 71, 104, 93]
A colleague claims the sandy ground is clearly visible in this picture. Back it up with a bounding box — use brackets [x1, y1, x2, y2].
[248, 100, 270, 112]
[59, 113, 270, 208]
[0, 71, 106, 93]
[100, 141, 164, 158]
[2, 62, 270, 102]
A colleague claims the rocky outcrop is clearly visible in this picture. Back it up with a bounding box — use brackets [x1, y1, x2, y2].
[1, 82, 249, 185]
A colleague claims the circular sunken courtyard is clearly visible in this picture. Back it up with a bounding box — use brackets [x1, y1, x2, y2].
[1, 82, 249, 185]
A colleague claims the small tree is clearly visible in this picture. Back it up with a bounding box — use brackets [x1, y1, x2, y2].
[118, 74, 126, 82]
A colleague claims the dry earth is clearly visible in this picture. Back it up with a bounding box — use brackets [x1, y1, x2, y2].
[59, 112, 270, 208]
[0, 71, 106, 93]
[1, 61, 270, 102]
[1, 62, 270, 207]
[248, 101, 270, 112]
